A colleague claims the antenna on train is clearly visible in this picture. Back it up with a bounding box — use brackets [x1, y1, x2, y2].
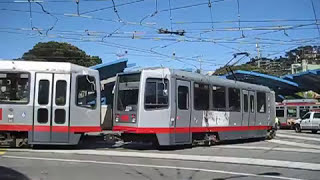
[223, 52, 249, 81]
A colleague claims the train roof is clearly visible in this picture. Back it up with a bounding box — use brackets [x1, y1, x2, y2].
[0, 60, 98, 74]
[121, 67, 272, 92]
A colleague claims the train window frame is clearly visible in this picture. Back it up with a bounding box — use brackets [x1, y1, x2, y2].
[55, 80, 67, 106]
[276, 109, 285, 117]
[212, 85, 226, 111]
[76, 75, 97, 109]
[287, 106, 297, 118]
[243, 94, 249, 112]
[0, 72, 31, 105]
[144, 78, 169, 110]
[194, 82, 209, 111]
[250, 95, 255, 113]
[257, 92, 266, 113]
[38, 80, 50, 105]
[228, 88, 241, 112]
[178, 86, 189, 110]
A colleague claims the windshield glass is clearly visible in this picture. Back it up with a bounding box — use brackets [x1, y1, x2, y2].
[117, 73, 140, 112]
[0, 72, 29, 104]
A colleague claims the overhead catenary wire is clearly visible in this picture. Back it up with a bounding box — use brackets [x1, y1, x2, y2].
[310, 0, 320, 38]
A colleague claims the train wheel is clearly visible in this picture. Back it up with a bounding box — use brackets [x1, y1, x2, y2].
[295, 125, 301, 133]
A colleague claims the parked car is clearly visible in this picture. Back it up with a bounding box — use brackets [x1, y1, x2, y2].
[295, 111, 320, 133]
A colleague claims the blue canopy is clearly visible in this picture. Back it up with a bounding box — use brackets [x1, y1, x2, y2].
[90, 58, 128, 80]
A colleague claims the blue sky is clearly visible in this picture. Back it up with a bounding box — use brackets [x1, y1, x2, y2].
[0, 0, 319, 71]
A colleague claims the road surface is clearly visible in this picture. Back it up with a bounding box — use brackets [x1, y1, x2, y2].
[1, 130, 320, 180]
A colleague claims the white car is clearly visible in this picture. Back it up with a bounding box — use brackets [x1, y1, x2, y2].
[295, 111, 320, 133]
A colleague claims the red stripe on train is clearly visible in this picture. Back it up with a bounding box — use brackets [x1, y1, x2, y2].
[112, 125, 272, 134]
[0, 125, 101, 133]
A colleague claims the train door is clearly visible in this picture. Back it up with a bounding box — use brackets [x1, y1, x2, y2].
[242, 90, 249, 126]
[175, 80, 191, 143]
[249, 91, 256, 126]
[33, 73, 70, 143]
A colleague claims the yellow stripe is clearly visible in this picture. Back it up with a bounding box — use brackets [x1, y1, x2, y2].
[0, 149, 7, 155]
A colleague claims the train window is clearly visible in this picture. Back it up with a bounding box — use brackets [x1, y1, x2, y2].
[250, 95, 254, 113]
[37, 108, 48, 124]
[55, 80, 67, 106]
[276, 109, 284, 117]
[144, 79, 169, 109]
[54, 109, 66, 124]
[287, 107, 297, 118]
[243, 94, 248, 112]
[178, 86, 189, 110]
[212, 86, 226, 110]
[299, 107, 309, 118]
[76, 75, 97, 109]
[38, 80, 50, 105]
[194, 83, 209, 110]
[228, 88, 240, 112]
[0, 73, 30, 104]
[257, 92, 266, 113]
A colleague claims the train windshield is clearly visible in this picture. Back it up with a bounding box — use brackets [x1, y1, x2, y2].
[0, 72, 29, 104]
[117, 73, 140, 112]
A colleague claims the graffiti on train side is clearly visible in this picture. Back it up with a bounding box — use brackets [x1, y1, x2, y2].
[203, 111, 230, 127]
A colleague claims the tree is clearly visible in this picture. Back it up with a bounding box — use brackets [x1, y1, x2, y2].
[22, 41, 102, 67]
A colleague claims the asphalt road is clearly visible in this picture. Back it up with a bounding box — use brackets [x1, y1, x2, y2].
[1, 129, 320, 180]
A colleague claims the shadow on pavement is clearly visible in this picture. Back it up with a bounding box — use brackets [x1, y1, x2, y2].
[211, 172, 281, 180]
[0, 166, 30, 180]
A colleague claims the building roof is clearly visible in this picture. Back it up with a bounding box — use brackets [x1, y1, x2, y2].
[282, 69, 320, 94]
[90, 58, 128, 80]
[223, 70, 304, 97]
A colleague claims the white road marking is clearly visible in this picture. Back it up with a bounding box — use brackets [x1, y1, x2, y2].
[216, 145, 320, 154]
[278, 131, 319, 138]
[5, 148, 320, 171]
[276, 134, 320, 142]
[268, 139, 320, 149]
[2, 155, 304, 180]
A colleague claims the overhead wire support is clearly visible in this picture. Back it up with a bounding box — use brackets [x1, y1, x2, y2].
[35, 2, 59, 36]
[208, 0, 214, 29]
[236, 0, 245, 38]
[111, 0, 122, 22]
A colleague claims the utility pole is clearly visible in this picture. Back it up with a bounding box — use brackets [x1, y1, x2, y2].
[256, 42, 261, 68]
[198, 56, 202, 74]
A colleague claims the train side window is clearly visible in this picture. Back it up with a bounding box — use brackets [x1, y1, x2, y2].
[257, 92, 266, 113]
[212, 86, 226, 110]
[37, 108, 48, 124]
[243, 94, 248, 112]
[194, 83, 209, 110]
[250, 95, 254, 113]
[54, 109, 66, 124]
[178, 86, 188, 110]
[276, 109, 284, 117]
[76, 75, 97, 109]
[287, 107, 297, 118]
[145, 79, 169, 109]
[38, 80, 49, 105]
[228, 88, 240, 112]
[55, 80, 67, 106]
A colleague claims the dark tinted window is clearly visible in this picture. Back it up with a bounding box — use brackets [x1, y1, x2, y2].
[56, 80, 67, 106]
[228, 88, 240, 112]
[302, 113, 310, 119]
[243, 94, 248, 112]
[194, 83, 209, 110]
[299, 107, 309, 118]
[76, 76, 97, 109]
[38, 80, 49, 105]
[250, 95, 254, 113]
[178, 86, 188, 110]
[37, 108, 48, 124]
[212, 86, 226, 110]
[276, 110, 284, 117]
[314, 113, 320, 119]
[257, 92, 266, 113]
[144, 79, 169, 109]
[54, 109, 66, 124]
